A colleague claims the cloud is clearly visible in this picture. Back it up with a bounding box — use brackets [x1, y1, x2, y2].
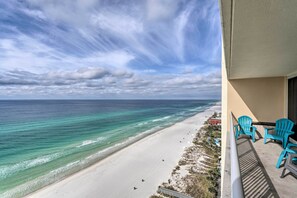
[0, 70, 38, 86]
[81, 51, 135, 69]
[20, 8, 47, 20]
[26, 0, 98, 26]
[0, 67, 221, 99]
[146, 0, 181, 21]
[0, 67, 133, 87]
[91, 11, 144, 35]
[46, 67, 109, 80]
[174, 2, 193, 61]
[0, 0, 222, 99]
[0, 33, 135, 73]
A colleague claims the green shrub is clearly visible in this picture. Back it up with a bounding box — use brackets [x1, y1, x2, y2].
[185, 175, 215, 198]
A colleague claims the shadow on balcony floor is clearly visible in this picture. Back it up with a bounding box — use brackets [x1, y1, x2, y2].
[237, 137, 280, 198]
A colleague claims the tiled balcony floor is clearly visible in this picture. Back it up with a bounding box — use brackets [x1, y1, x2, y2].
[237, 127, 297, 198]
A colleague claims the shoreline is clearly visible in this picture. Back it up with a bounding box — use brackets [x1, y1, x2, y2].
[23, 103, 220, 198]
[152, 111, 221, 197]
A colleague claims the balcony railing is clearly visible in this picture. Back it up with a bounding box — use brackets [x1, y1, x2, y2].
[230, 112, 244, 198]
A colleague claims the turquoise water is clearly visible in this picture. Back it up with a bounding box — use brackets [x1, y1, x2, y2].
[0, 100, 216, 197]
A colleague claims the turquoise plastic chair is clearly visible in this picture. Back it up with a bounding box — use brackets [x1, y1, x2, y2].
[276, 143, 297, 168]
[264, 118, 294, 148]
[235, 115, 257, 142]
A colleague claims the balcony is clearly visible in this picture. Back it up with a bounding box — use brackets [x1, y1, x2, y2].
[227, 113, 297, 198]
[220, 0, 297, 197]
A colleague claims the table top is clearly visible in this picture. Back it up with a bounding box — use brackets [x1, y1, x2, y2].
[252, 121, 276, 126]
[252, 121, 297, 141]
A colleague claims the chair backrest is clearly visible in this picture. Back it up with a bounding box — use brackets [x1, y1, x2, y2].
[238, 116, 253, 132]
[275, 118, 294, 136]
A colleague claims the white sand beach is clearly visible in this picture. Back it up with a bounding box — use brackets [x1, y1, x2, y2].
[28, 104, 221, 198]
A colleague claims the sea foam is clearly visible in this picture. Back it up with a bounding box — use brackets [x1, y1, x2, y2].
[76, 137, 107, 148]
[0, 153, 60, 179]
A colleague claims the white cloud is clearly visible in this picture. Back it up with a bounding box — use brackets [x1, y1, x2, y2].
[0, 33, 135, 73]
[0, 36, 62, 72]
[46, 67, 109, 80]
[91, 11, 144, 35]
[81, 51, 135, 69]
[20, 8, 47, 20]
[0, 67, 221, 99]
[90, 9, 162, 64]
[146, 0, 180, 21]
[26, 0, 98, 26]
[0, 66, 134, 87]
[174, 4, 193, 61]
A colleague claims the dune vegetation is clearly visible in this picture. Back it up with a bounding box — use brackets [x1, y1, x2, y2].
[151, 113, 221, 198]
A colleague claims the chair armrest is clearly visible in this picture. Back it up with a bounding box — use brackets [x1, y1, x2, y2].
[284, 132, 294, 139]
[251, 126, 257, 132]
[287, 143, 297, 149]
[287, 153, 297, 161]
[264, 127, 274, 134]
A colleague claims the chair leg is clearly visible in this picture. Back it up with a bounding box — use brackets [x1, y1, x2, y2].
[280, 168, 286, 178]
[282, 139, 286, 149]
[264, 135, 267, 144]
[252, 134, 255, 143]
[235, 129, 239, 140]
[283, 137, 288, 149]
[276, 150, 287, 169]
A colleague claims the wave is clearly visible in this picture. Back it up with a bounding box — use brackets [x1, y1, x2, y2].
[0, 136, 108, 180]
[76, 137, 107, 148]
[1, 123, 170, 196]
[0, 126, 164, 198]
[0, 135, 108, 180]
[76, 140, 97, 148]
[152, 116, 171, 122]
[0, 153, 61, 179]
[136, 115, 175, 127]
[137, 121, 150, 126]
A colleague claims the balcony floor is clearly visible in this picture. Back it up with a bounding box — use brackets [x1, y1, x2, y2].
[237, 128, 297, 198]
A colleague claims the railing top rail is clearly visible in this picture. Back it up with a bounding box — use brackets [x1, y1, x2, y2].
[230, 112, 244, 198]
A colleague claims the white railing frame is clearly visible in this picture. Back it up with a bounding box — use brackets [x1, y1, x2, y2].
[230, 112, 244, 198]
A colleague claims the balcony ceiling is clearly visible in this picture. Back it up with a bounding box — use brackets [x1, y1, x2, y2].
[221, 0, 297, 79]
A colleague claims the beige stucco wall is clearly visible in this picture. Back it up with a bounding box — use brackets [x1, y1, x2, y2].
[227, 77, 287, 125]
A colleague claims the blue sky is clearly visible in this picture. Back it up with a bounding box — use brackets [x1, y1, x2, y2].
[0, 0, 221, 99]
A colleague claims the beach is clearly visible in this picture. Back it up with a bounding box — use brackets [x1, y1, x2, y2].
[26, 104, 220, 198]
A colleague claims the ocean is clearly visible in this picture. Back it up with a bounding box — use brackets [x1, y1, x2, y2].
[0, 100, 216, 197]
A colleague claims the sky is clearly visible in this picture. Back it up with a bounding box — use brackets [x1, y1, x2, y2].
[0, 0, 221, 99]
